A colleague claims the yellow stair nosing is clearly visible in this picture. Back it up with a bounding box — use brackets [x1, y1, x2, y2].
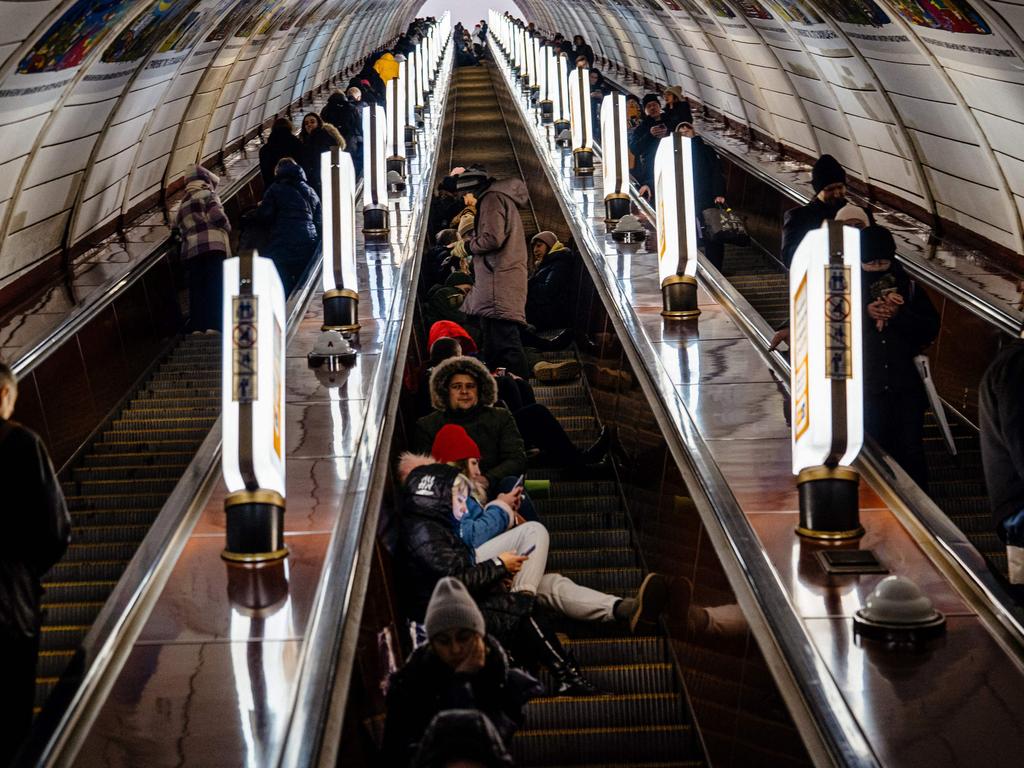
[518, 723, 691, 738]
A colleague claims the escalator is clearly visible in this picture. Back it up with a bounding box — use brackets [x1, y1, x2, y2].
[425, 62, 705, 767]
[714, 241, 1002, 575]
[38, 333, 220, 710]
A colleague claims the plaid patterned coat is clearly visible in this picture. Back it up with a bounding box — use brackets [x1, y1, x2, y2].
[175, 165, 231, 260]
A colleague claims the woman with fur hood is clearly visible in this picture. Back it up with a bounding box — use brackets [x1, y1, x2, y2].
[413, 357, 610, 486]
[175, 165, 231, 331]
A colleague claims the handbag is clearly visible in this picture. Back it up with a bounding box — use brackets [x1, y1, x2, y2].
[702, 205, 749, 246]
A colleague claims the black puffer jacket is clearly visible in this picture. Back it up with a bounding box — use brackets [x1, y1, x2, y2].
[526, 243, 575, 331]
[0, 419, 71, 639]
[398, 464, 535, 642]
[382, 634, 541, 767]
[412, 709, 515, 768]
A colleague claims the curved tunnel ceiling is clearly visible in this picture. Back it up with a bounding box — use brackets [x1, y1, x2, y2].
[514, 0, 1024, 261]
[0, 0, 419, 293]
[1, 1, 1023, 298]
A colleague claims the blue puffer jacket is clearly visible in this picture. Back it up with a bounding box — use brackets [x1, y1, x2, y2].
[460, 495, 514, 550]
[257, 159, 322, 255]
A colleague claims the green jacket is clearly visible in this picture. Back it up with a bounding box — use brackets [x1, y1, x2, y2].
[423, 284, 468, 327]
[414, 405, 526, 488]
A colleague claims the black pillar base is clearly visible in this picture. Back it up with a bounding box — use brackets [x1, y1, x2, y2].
[573, 148, 594, 175]
[554, 120, 570, 145]
[223, 491, 287, 563]
[363, 206, 389, 238]
[405, 125, 417, 147]
[387, 156, 406, 177]
[323, 289, 360, 333]
[605, 195, 631, 224]
[540, 100, 553, 123]
[661, 275, 701, 319]
[415, 106, 425, 127]
[226, 559, 289, 616]
[796, 466, 864, 540]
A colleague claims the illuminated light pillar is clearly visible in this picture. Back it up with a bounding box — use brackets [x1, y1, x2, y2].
[404, 50, 418, 145]
[519, 28, 530, 89]
[386, 60, 407, 177]
[539, 45, 553, 122]
[413, 46, 425, 125]
[529, 37, 541, 99]
[362, 104, 389, 238]
[790, 220, 865, 539]
[569, 66, 594, 175]
[553, 52, 570, 138]
[321, 146, 359, 333]
[601, 93, 631, 223]
[655, 133, 700, 319]
[221, 252, 287, 563]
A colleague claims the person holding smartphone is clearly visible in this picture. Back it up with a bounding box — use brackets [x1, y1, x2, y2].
[629, 94, 679, 191]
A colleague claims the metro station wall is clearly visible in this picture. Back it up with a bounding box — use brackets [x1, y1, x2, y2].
[520, 0, 1024, 264]
[0, 0, 417, 303]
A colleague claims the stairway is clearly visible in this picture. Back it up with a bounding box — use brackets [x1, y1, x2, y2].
[511, 360, 703, 767]
[36, 333, 220, 711]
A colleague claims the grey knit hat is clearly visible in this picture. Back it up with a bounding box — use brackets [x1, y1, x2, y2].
[425, 577, 486, 639]
[531, 230, 557, 250]
[429, 355, 497, 410]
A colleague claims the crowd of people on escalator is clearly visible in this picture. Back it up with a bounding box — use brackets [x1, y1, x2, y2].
[380, 157, 671, 764]
[174, 18, 441, 325]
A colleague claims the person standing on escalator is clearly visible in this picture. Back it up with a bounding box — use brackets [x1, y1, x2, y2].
[0, 362, 70, 766]
[980, 333, 1024, 586]
[448, 178, 531, 379]
[780, 154, 849, 267]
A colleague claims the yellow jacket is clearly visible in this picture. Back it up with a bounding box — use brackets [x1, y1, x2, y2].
[373, 53, 399, 83]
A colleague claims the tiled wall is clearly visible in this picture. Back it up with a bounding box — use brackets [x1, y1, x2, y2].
[0, 0, 420, 298]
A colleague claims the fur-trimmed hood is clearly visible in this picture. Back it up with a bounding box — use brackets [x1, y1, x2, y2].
[428, 355, 497, 411]
[397, 452, 435, 484]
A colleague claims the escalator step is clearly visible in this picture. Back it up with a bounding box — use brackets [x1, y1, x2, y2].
[48, 560, 130, 582]
[549, 529, 630, 550]
[927, 480, 987, 499]
[66, 493, 167, 510]
[81, 451, 195, 467]
[547, 547, 636, 570]
[544, 481, 617, 498]
[34, 679, 57, 710]
[62, 478, 180, 497]
[535, 497, 620, 515]
[41, 580, 119, 603]
[39, 625, 89, 652]
[563, 636, 665, 665]
[536, 663, 675, 696]
[937, 497, 992, 516]
[63, 542, 141, 562]
[524, 692, 686, 729]
[538, 512, 627, 532]
[514, 723, 694, 765]
[41, 601, 105, 626]
[72, 463, 191, 481]
[37, 650, 75, 678]
[70, 524, 151, 544]
[70, 509, 160, 527]
[93, 440, 205, 453]
[558, 567, 643, 593]
[101, 427, 210, 441]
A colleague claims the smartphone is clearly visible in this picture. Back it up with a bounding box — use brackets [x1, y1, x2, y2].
[520, 544, 536, 556]
[513, 473, 525, 488]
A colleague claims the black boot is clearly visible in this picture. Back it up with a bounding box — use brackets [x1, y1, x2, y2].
[523, 617, 603, 696]
[521, 326, 573, 351]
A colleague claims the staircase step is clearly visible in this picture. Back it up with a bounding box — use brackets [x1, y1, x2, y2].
[70, 508, 161, 527]
[47, 560, 130, 582]
[549, 529, 631, 550]
[41, 601, 105, 626]
[539, 512, 627, 532]
[536, 497, 620, 515]
[70, 524, 151, 545]
[63, 542, 140, 562]
[548, 547, 636, 570]
[39, 625, 89, 652]
[67, 494, 167, 511]
[514, 723, 694, 765]
[563, 636, 665, 666]
[72, 464, 190, 482]
[42, 580, 118, 604]
[63, 478, 180, 497]
[37, 650, 75, 678]
[81, 451, 196, 467]
[525, 691, 686, 730]
[558, 567, 643, 594]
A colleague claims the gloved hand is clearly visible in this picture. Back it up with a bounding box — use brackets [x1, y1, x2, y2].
[449, 239, 470, 261]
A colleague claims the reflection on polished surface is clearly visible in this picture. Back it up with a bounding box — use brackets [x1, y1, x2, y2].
[73, 49, 454, 767]
[496, 49, 1024, 767]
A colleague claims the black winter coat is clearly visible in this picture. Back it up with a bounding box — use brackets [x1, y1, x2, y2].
[780, 197, 845, 267]
[398, 464, 535, 643]
[413, 406, 526, 489]
[861, 266, 939, 398]
[690, 136, 726, 215]
[259, 128, 304, 191]
[299, 127, 340, 193]
[629, 114, 678, 188]
[526, 244, 575, 331]
[0, 419, 70, 639]
[665, 101, 694, 127]
[980, 340, 1024, 529]
[382, 634, 541, 767]
[320, 94, 362, 147]
[257, 161, 322, 257]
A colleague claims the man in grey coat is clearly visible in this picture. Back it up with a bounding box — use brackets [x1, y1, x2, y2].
[450, 177, 531, 378]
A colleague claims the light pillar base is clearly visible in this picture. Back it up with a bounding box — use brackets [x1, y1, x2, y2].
[605, 195, 631, 224]
[363, 206, 389, 239]
[795, 466, 863, 540]
[223, 490, 288, 563]
[661, 275, 700, 319]
[573, 147, 594, 176]
[323, 289, 360, 333]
